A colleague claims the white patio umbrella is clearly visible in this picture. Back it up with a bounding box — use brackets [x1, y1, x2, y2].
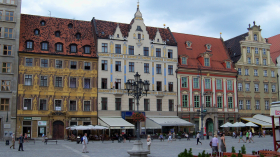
[93, 125, 108, 130]
[245, 122, 258, 127]
[220, 122, 232, 127]
[74, 125, 91, 130]
[231, 122, 246, 127]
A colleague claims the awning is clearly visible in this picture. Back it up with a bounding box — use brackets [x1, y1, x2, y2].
[147, 116, 194, 128]
[98, 117, 135, 129]
[242, 118, 272, 128]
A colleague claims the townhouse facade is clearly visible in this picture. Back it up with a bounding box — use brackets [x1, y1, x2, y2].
[17, 14, 98, 139]
[173, 32, 238, 134]
[0, 0, 21, 140]
[225, 22, 278, 118]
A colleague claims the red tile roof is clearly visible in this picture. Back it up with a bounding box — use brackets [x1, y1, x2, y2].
[268, 34, 280, 64]
[92, 18, 177, 46]
[19, 14, 96, 57]
[173, 32, 237, 73]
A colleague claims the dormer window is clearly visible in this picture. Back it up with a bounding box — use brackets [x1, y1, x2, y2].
[55, 31, 60, 37]
[206, 44, 211, 51]
[68, 23, 73, 29]
[138, 33, 141, 39]
[136, 26, 142, 31]
[55, 43, 63, 52]
[84, 46, 90, 54]
[226, 62, 231, 69]
[70, 44, 77, 53]
[182, 57, 187, 65]
[254, 34, 257, 41]
[204, 58, 210, 66]
[41, 42, 48, 51]
[157, 39, 159, 42]
[186, 41, 192, 48]
[40, 20, 46, 26]
[117, 34, 119, 38]
[34, 29, 39, 35]
[75, 33, 81, 39]
[26, 41, 33, 49]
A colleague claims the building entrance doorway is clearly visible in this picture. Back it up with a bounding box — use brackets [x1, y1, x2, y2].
[206, 118, 214, 135]
[23, 121, 32, 138]
[53, 121, 64, 139]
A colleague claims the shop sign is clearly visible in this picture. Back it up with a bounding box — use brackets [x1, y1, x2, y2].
[23, 117, 32, 120]
[32, 117, 41, 120]
[55, 107, 61, 111]
[38, 121, 47, 126]
[270, 105, 280, 117]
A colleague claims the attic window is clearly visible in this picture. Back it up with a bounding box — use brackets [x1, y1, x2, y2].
[101, 32, 105, 35]
[68, 23, 73, 28]
[136, 26, 142, 31]
[55, 31, 60, 37]
[166, 39, 169, 42]
[206, 44, 211, 51]
[182, 57, 187, 65]
[34, 29, 40, 35]
[226, 62, 231, 69]
[157, 39, 159, 42]
[204, 58, 210, 66]
[40, 20, 46, 26]
[138, 33, 141, 39]
[76, 33, 81, 39]
[117, 34, 119, 38]
[254, 34, 257, 41]
[186, 41, 192, 48]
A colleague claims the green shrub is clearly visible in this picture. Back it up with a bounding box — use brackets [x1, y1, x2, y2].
[178, 148, 193, 157]
[206, 153, 210, 157]
[259, 154, 264, 157]
[241, 145, 246, 154]
[198, 152, 202, 157]
[231, 154, 237, 157]
[232, 146, 236, 153]
[238, 150, 242, 157]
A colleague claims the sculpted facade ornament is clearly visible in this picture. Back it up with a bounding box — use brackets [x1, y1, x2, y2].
[33, 96, 37, 111]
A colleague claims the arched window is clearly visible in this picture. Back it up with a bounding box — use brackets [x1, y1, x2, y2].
[40, 20, 46, 26]
[55, 31, 60, 37]
[70, 44, 77, 53]
[254, 34, 257, 41]
[68, 23, 73, 28]
[55, 43, 63, 52]
[84, 46, 90, 54]
[34, 29, 40, 35]
[41, 42, 48, 51]
[26, 40, 34, 49]
[75, 33, 81, 39]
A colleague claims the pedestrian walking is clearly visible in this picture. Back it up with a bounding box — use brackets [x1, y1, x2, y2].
[147, 135, 151, 154]
[42, 133, 45, 142]
[196, 132, 202, 145]
[249, 130, 254, 143]
[18, 134, 24, 151]
[185, 132, 190, 140]
[259, 131, 262, 138]
[24, 133, 29, 143]
[168, 132, 172, 143]
[238, 131, 245, 143]
[263, 130, 266, 137]
[10, 133, 15, 149]
[211, 134, 219, 154]
[159, 133, 164, 142]
[220, 133, 226, 152]
[245, 131, 250, 143]
[123, 132, 127, 143]
[173, 132, 176, 141]
[82, 133, 88, 153]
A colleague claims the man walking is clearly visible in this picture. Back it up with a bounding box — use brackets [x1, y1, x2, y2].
[10, 133, 15, 149]
[245, 131, 250, 143]
[196, 132, 202, 145]
[18, 134, 24, 151]
[211, 135, 219, 154]
[82, 133, 88, 153]
[238, 131, 245, 143]
[249, 130, 254, 143]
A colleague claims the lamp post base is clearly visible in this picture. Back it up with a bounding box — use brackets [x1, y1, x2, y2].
[127, 140, 150, 157]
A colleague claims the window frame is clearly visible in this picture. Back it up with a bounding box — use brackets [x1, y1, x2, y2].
[55, 60, 63, 69]
[182, 57, 187, 64]
[216, 79, 222, 90]
[115, 44, 121, 54]
[129, 62, 134, 72]
[1, 80, 10, 91]
[129, 45, 134, 55]
[156, 81, 162, 91]
[84, 62, 91, 70]
[115, 61, 121, 72]
[156, 48, 161, 57]
[194, 95, 200, 108]
[157, 99, 162, 111]
[23, 98, 32, 110]
[70, 61, 77, 69]
[101, 97, 107, 110]
[55, 76, 63, 87]
[69, 100, 77, 111]
[254, 83, 259, 92]
[181, 77, 187, 88]
[26, 41, 33, 49]
[193, 78, 199, 89]
[102, 43, 108, 53]
[40, 76, 48, 87]
[101, 78, 107, 89]
[4, 28, 13, 38]
[217, 96, 223, 108]
[143, 47, 149, 56]
[84, 78, 91, 89]
[5, 11, 13, 21]
[41, 42, 48, 51]
[83, 101, 91, 111]
[168, 49, 173, 58]
[204, 58, 210, 66]
[0, 98, 9, 111]
[182, 95, 188, 108]
[55, 43, 63, 52]
[227, 80, 233, 90]
[168, 99, 174, 111]
[69, 77, 77, 88]
[3, 45, 12, 56]
[144, 99, 150, 111]
[70, 44, 77, 53]
[39, 99, 47, 111]
[24, 74, 33, 86]
[101, 60, 108, 71]
[115, 98, 121, 111]
[205, 78, 211, 89]
[2, 62, 11, 73]
[156, 64, 161, 74]
[245, 83, 250, 91]
[40, 59, 48, 68]
[168, 65, 173, 75]
[144, 63, 149, 73]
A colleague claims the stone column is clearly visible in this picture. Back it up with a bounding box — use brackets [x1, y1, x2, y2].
[212, 78, 216, 107]
[223, 79, 227, 112]
[189, 76, 193, 111]
[177, 75, 181, 112]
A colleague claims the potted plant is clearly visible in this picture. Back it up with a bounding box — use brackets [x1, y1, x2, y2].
[232, 146, 236, 153]
[241, 145, 246, 154]
[252, 151, 256, 155]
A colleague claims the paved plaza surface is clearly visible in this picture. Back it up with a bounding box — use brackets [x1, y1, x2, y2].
[0, 136, 274, 157]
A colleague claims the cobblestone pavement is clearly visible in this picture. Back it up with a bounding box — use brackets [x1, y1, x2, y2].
[0, 136, 274, 157]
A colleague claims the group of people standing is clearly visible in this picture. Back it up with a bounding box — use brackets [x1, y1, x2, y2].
[210, 133, 226, 154]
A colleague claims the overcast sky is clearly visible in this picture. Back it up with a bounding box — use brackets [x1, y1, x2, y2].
[21, 0, 280, 40]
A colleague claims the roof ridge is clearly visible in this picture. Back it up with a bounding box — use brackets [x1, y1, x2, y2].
[172, 32, 222, 40]
[21, 13, 91, 23]
[225, 32, 247, 42]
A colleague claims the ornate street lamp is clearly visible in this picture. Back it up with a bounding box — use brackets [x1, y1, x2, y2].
[126, 72, 150, 156]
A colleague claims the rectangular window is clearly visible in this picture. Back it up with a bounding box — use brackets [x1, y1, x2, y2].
[238, 83, 242, 91]
[84, 46, 90, 54]
[263, 59, 267, 65]
[228, 97, 233, 108]
[255, 48, 258, 54]
[217, 96, 222, 108]
[101, 98, 107, 110]
[226, 62, 230, 68]
[168, 49, 173, 58]
[39, 99, 47, 110]
[264, 84, 268, 92]
[129, 98, 134, 111]
[56, 44, 63, 52]
[129, 62, 134, 72]
[115, 79, 121, 89]
[256, 58, 259, 65]
[168, 65, 173, 75]
[40, 76, 48, 87]
[157, 99, 162, 111]
[3, 45, 12, 55]
[156, 81, 162, 91]
[182, 57, 187, 64]
[115, 61, 121, 71]
[84, 101, 90, 111]
[144, 99, 150, 111]
[54, 100, 61, 111]
[101, 60, 107, 70]
[70, 61, 77, 69]
[168, 82, 173, 92]
[4, 28, 13, 38]
[194, 96, 200, 107]
[227, 80, 232, 90]
[245, 83, 250, 91]
[5, 11, 13, 21]
[129, 46, 134, 55]
[247, 57, 251, 64]
[246, 100, 250, 110]
[143, 47, 149, 56]
[41, 43, 48, 50]
[70, 78, 76, 88]
[205, 78, 211, 89]
[101, 78, 107, 89]
[156, 64, 161, 74]
[263, 48, 266, 55]
[2, 62, 11, 73]
[245, 69, 249, 75]
[272, 85, 276, 92]
[156, 48, 161, 57]
[182, 95, 188, 107]
[204, 58, 210, 66]
[6, 0, 15, 4]
[169, 99, 174, 111]
[1, 80, 10, 91]
[41, 59, 48, 67]
[254, 84, 259, 92]
[138, 33, 141, 39]
[144, 63, 149, 73]
[205, 96, 211, 107]
[193, 78, 199, 89]
[115, 98, 121, 110]
[255, 100, 260, 110]
[0, 11, 2, 21]
[264, 70, 267, 76]
[55, 77, 62, 87]
[102, 43, 108, 53]
[265, 100, 269, 110]
[182, 77, 187, 88]
[84, 78, 90, 89]
[239, 100, 243, 110]
[23, 99, 31, 110]
[254, 69, 258, 76]
[115, 44, 121, 54]
[216, 79, 222, 90]
[272, 71, 275, 77]
[247, 47, 250, 53]
[24, 75, 32, 86]
[56, 60, 62, 68]
[70, 100, 76, 111]
[84, 62, 91, 70]
[238, 68, 241, 75]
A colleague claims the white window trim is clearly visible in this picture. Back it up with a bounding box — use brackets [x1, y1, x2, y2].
[55, 59, 63, 69]
[205, 78, 211, 89]
[40, 58, 49, 68]
[181, 77, 188, 88]
[54, 99, 63, 111]
[70, 60, 77, 69]
[40, 75, 48, 87]
[84, 61, 91, 70]
[25, 57, 34, 66]
[23, 98, 32, 110]
[24, 74, 33, 86]
[83, 100, 91, 111]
